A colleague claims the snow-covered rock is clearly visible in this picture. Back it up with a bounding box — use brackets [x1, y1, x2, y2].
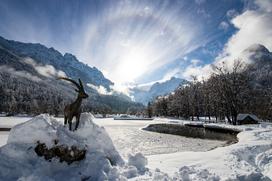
[0, 113, 148, 180]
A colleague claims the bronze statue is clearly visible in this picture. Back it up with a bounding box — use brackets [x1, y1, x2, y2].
[58, 77, 88, 131]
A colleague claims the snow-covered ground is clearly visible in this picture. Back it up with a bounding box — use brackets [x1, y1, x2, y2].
[0, 116, 32, 128]
[0, 115, 271, 180]
[0, 116, 33, 147]
[0, 114, 147, 180]
[146, 123, 272, 180]
[93, 118, 226, 157]
[0, 131, 9, 146]
[0, 117, 226, 153]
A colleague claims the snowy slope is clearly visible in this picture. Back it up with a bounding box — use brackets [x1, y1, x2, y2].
[147, 123, 272, 180]
[0, 114, 124, 180]
[241, 44, 272, 64]
[0, 36, 113, 89]
[0, 116, 271, 180]
[0, 114, 148, 180]
[131, 77, 189, 105]
[0, 36, 144, 113]
[242, 44, 272, 89]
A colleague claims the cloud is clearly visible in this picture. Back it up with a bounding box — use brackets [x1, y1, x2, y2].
[218, 21, 229, 31]
[135, 66, 183, 89]
[190, 59, 202, 66]
[160, 68, 180, 82]
[24, 58, 67, 78]
[87, 83, 112, 95]
[197, 9, 210, 18]
[0, 1, 246, 86]
[226, 9, 238, 19]
[110, 83, 134, 96]
[182, 64, 211, 80]
[0, 65, 41, 82]
[254, 0, 272, 13]
[195, 0, 206, 5]
[216, 0, 272, 68]
[182, 0, 272, 80]
[78, 1, 214, 85]
[87, 82, 133, 97]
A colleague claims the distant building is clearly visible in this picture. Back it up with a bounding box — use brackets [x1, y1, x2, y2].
[237, 114, 259, 125]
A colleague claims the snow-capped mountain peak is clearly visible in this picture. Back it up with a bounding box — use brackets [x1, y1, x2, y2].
[130, 77, 189, 105]
[241, 44, 272, 64]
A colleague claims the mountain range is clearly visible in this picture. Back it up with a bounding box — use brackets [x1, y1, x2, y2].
[130, 77, 189, 105]
[0, 36, 143, 114]
[241, 44, 272, 88]
[1, 35, 270, 114]
[131, 43, 272, 105]
[0, 36, 113, 90]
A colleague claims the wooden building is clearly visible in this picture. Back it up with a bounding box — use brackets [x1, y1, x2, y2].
[237, 114, 259, 125]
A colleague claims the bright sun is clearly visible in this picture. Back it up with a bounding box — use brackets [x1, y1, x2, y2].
[115, 47, 153, 84]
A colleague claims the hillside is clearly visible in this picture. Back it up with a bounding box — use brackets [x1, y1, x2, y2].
[0, 36, 143, 115]
[150, 44, 272, 121]
[131, 77, 189, 105]
[0, 36, 113, 89]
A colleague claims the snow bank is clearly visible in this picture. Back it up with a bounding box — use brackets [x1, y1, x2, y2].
[147, 124, 272, 180]
[128, 153, 148, 173]
[0, 113, 148, 180]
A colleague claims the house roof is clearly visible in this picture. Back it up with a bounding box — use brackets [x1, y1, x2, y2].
[237, 114, 259, 121]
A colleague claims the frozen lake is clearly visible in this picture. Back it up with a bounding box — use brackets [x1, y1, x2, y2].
[0, 116, 226, 158]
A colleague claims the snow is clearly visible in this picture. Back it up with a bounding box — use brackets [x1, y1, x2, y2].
[0, 116, 32, 128]
[0, 117, 227, 153]
[0, 131, 9, 146]
[0, 115, 271, 180]
[128, 153, 148, 173]
[94, 118, 226, 157]
[147, 124, 272, 180]
[0, 113, 149, 180]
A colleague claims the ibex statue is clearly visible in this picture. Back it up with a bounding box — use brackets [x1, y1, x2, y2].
[58, 77, 89, 131]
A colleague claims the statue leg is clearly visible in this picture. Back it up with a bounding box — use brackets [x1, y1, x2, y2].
[68, 117, 73, 131]
[64, 116, 67, 125]
[75, 115, 80, 131]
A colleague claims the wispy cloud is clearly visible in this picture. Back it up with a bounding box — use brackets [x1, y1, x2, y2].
[0, 0, 227, 86]
[0, 65, 41, 82]
[87, 82, 133, 97]
[24, 58, 67, 78]
[218, 21, 229, 31]
[87, 83, 111, 95]
[79, 1, 204, 85]
[195, 0, 206, 5]
[0, 0, 245, 89]
[226, 9, 238, 19]
[216, 0, 272, 67]
[181, 0, 272, 80]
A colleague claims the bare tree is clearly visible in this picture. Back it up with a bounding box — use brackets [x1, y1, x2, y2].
[146, 102, 153, 118]
[150, 58, 272, 123]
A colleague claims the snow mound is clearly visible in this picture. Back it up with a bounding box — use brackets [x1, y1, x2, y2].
[147, 124, 272, 180]
[128, 153, 148, 173]
[0, 113, 148, 180]
[173, 166, 220, 181]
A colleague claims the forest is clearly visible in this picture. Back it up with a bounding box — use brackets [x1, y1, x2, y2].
[0, 71, 144, 116]
[149, 60, 272, 124]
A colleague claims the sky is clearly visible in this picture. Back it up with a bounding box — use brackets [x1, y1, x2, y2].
[0, 0, 271, 90]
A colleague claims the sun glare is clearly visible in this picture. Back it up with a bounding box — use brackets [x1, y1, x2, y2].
[115, 47, 153, 83]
